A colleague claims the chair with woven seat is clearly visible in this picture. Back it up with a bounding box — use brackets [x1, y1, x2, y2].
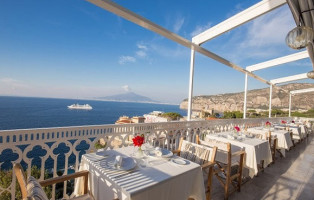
[14, 163, 94, 200]
[173, 137, 217, 200]
[197, 137, 245, 200]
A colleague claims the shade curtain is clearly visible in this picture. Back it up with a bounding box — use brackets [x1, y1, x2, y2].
[287, 0, 314, 70]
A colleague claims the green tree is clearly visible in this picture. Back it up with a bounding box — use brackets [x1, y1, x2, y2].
[161, 112, 182, 120]
[0, 166, 52, 200]
[223, 111, 243, 119]
[292, 109, 314, 117]
[95, 141, 106, 149]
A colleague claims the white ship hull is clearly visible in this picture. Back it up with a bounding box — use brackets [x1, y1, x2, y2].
[67, 104, 92, 110]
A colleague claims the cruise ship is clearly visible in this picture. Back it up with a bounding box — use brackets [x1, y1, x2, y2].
[67, 104, 92, 110]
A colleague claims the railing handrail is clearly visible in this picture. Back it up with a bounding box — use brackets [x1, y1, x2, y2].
[2, 116, 309, 200]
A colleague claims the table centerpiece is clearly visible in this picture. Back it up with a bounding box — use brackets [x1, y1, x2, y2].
[132, 134, 145, 157]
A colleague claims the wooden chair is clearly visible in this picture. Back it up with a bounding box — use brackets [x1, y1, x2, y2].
[14, 163, 94, 200]
[289, 131, 296, 148]
[304, 125, 310, 136]
[267, 131, 279, 162]
[173, 136, 217, 200]
[197, 137, 245, 200]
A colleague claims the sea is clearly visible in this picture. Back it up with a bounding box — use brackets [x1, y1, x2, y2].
[0, 96, 186, 130]
[0, 96, 187, 171]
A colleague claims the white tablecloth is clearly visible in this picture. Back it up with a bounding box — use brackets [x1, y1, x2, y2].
[298, 125, 308, 137]
[206, 133, 272, 178]
[275, 125, 303, 140]
[247, 127, 293, 157]
[75, 146, 205, 200]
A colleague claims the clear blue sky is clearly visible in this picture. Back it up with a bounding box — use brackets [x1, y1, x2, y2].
[0, 0, 313, 104]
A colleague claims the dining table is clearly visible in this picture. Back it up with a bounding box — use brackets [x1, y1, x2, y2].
[274, 124, 303, 141]
[246, 127, 293, 157]
[290, 124, 308, 138]
[205, 132, 272, 178]
[74, 146, 205, 200]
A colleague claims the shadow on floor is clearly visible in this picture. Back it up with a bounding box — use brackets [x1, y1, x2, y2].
[211, 135, 314, 200]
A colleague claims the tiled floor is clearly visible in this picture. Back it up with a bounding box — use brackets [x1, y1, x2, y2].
[211, 135, 314, 200]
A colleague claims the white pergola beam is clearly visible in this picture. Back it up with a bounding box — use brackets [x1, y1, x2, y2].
[192, 0, 286, 45]
[243, 73, 248, 119]
[289, 93, 292, 117]
[87, 0, 271, 85]
[290, 87, 314, 94]
[187, 50, 196, 121]
[269, 85, 272, 118]
[246, 51, 309, 72]
[270, 73, 308, 84]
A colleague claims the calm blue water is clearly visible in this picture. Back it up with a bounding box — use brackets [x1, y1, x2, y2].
[0, 96, 186, 171]
[0, 96, 186, 130]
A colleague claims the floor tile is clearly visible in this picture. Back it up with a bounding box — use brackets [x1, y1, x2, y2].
[211, 135, 314, 200]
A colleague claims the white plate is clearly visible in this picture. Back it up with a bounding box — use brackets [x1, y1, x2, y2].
[172, 158, 187, 165]
[227, 135, 235, 140]
[144, 150, 157, 157]
[100, 156, 137, 171]
[142, 143, 155, 151]
[144, 149, 173, 158]
[96, 150, 111, 157]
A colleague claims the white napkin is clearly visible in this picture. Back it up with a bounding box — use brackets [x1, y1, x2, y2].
[114, 155, 123, 168]
[227, 135, 235, 140]
[155, 147, 163, 157]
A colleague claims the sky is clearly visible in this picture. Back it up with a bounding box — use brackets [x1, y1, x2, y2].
[0, 0, 313, 104]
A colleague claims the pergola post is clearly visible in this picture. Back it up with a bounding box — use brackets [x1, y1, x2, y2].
[187, 49, 195, 121]
[269, 85, 273, 118]
[289, 93, 292, 117]
[243, 73, 248, 119]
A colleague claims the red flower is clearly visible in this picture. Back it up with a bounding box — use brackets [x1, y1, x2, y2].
[132, 135, 144, 147]
[265, 121, 271, 126]
[234, 126, 240, 132]
[281, 120, 287, 124]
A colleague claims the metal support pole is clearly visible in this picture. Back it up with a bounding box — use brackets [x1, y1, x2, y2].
[269, 85, 272, 118]
[289, 93, 292, 117]
[187, 49, 195, 121]
[243, 73, 248, 119]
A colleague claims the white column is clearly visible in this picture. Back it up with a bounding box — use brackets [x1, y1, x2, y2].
[269, 85, 272, 118]
[289, 93, 292, 117]
[187, 49, 195, 121]
[243, 73, 248, 119]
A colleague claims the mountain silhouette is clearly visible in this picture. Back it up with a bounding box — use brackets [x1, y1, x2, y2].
[97, 92, 158, 103]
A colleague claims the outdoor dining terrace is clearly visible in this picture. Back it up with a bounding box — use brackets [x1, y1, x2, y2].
[0, 117, 313, 200]
[1, 0, 314, 199]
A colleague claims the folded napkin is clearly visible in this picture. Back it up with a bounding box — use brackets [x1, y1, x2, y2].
[227, 135, 235, 140]
[114, 155, 123, 168]
[155, 147, 163, 157]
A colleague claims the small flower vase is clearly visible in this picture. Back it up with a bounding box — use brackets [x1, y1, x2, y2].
[135, 146, 143, 158]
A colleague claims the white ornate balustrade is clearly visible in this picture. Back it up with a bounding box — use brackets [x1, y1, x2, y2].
[0, 117, 297, 199]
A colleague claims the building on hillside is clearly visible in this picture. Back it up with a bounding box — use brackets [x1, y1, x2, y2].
[131, 116, 145, 123]
[150, 111, 164, 116]
[115, 116, 133, 124]
[144, 111, 168, 123]
[115, 116, 145, 124]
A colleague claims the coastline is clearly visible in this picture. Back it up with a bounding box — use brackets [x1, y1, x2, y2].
[0, 95, 180, 106]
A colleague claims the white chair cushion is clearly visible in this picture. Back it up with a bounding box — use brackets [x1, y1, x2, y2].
[26, 176, 49, 200]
